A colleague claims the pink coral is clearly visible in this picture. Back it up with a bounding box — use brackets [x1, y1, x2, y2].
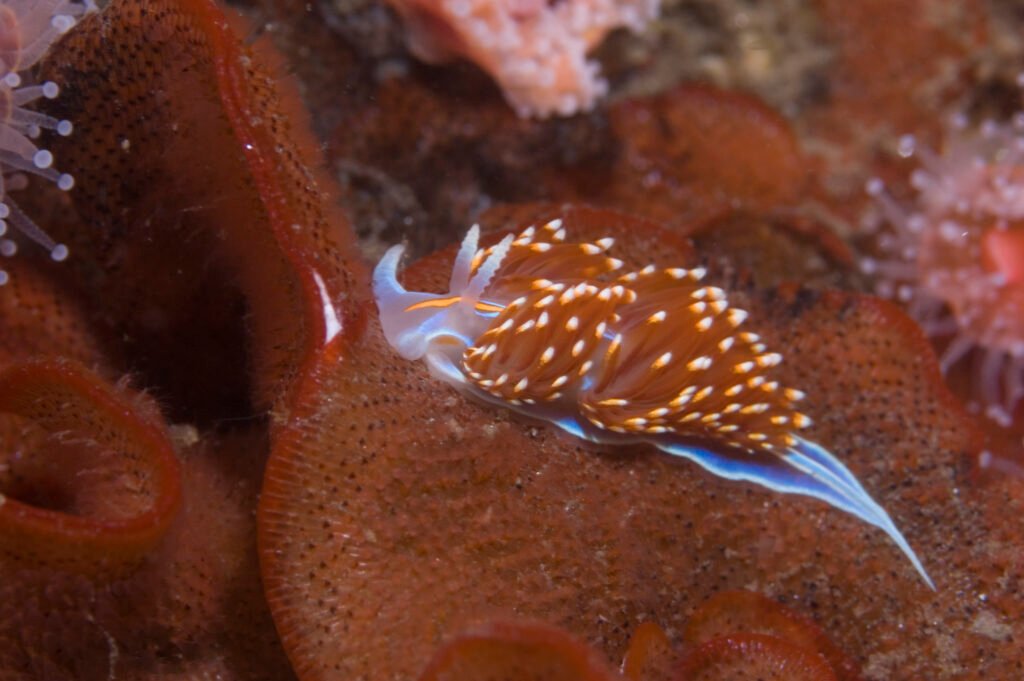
[385, 0, 660, 117]
[0, 0, 93, 284]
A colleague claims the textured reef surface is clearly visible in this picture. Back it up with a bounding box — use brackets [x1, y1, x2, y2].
[0, 0, 1022, 679]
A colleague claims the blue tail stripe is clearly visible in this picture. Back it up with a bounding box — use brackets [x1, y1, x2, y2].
[789, 435, 874, 496]
[657, 439, 935, 589]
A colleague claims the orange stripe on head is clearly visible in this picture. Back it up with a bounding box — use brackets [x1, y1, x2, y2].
[404, 296, 462, 312]
[474, 301, 505, 314]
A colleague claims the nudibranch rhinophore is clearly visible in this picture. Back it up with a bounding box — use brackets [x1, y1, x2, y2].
[374, 220, 934, 589]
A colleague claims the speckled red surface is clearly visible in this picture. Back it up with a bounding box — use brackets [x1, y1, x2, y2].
[0, 0, 1021, 679]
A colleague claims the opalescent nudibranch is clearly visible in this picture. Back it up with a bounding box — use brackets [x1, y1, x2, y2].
[373, 219, 934, 589]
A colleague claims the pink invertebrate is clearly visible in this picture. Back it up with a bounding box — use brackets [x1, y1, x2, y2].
[384, 0, 661, 118]
[374, 220, 933, 588]
[863, 106, 1024, 427]
[0, 0, 93, 284]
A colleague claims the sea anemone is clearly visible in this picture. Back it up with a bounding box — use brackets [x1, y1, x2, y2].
[0, 0, 93, 284]
[862, 98, 1024, 428]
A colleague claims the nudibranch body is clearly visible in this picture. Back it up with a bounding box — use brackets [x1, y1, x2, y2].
[863, 108, 1024, 427]
[0, 0, 93, 284]
[374, 221, 934, 588]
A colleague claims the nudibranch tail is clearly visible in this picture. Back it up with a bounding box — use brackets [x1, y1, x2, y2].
[658, 436, 934, 589]
[784, 438, 934, 589]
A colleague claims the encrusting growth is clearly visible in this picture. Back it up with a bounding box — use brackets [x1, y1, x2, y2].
[384, 0, 661, 118]
[374, 219, 935, 589]
[0, 0, 93, 284]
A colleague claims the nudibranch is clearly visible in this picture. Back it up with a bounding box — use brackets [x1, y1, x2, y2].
[374, 220, 934, 588]
[0, 0, 93, 284]
[863, 107, 1024, 428]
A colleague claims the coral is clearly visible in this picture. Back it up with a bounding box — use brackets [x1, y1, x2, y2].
[677, 634, 839, 681]
[0, 251, 102, 362]
[418, 618, 622, 681]
[414, 591, 862, 681]
[592, 84, 809, 229]
[384, 0, 660, 117]
[0, 0, 93, 283]
[40, 0, 365, 423]
[0, 418, 297, 680]
[0, 361, 291, 680]
[0, 358, 181, 570]
[0, 0, 357, 676]
[621, 621, 676, 680]
[862, 111, 1024, 427]
[680, 590, 860, 681]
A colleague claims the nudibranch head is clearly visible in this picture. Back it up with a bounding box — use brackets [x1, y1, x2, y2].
[0, 0, 93, 284]
[372, 225, 516, 365]
[863, 105, 1024, 427]
[374, 220, 934, 589]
